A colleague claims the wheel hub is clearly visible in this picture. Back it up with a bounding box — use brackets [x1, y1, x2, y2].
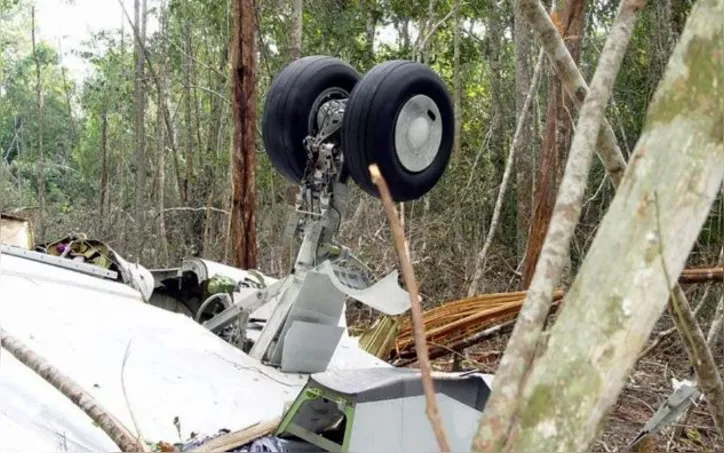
[394, 94, 442, 173]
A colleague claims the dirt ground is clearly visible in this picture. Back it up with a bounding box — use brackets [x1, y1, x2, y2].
[354, 308, 724, 452]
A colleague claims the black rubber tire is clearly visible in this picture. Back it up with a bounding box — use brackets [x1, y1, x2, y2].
[342, 60, 454, 202]
[261, 56, 361, 183]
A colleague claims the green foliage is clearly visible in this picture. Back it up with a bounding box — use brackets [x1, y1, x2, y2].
[0, 0, 716, 298]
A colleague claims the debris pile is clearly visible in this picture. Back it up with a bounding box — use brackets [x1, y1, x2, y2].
[360, 266, 723, 366]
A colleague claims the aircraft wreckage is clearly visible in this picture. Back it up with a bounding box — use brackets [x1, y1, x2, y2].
[0, 56, 493, 452]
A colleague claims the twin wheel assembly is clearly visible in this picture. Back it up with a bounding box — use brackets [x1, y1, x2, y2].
[261, 56, 454, 202]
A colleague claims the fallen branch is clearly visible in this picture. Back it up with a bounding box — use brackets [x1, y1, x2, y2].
[0, 328, 145, 452]
[473, 1, 645, 449]
[680, 267, 724, 284]
[188, 417, 281, 452]
[370, 164, 450, 452]
[395, 318, 517, 368]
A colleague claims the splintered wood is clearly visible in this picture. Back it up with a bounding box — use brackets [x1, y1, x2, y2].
[393, 289, 564, 361]
[382, 266, 722, 363]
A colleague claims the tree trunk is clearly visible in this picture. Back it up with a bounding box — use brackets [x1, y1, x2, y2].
[157, 5, 171, 267]
[290, 0, 303, 61]
[182, 0, 194, 205]
[0, 329, 146, 452]
[229, 0, 258, 269]
[514, 0, 534, 264]
[521, 0, 585, 289]
[133, 0, 147, 258]
[453, 0, 461, 162]
[474, 0, 724, 449]
[31, 7, 45, 240]
[423, 0, 435, 65]
[518, 0, 629, 188]
[100, 109, 109, 220]
[467, 50, 546, 298]
[669, 286, 724, 436]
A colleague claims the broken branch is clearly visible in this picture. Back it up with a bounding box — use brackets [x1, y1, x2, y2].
[370, 164, 450, 452]
[188, 417, 281, 452]
[668, 285, 724, 435]
[0, 328, 146, 452]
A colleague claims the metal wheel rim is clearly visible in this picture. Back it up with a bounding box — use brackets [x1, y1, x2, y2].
[394, 94, 443, 173]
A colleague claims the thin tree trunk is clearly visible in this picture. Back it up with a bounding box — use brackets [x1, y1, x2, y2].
[117, 0, 182, 203]
[229, 0, 258, 269]
[669, 285, 724, 436]
[521, 0, 585, 289]
[467, 50, 545, 297]
[31, 7, 45, 240]
[514, 0, 534, 264]
[100, 110, 109, 220]
[707, 293, 724, 348]
[474, 1, 646, 450]
[517, 0, 628, 187]
[290, 0, 303, 61]
[182, 0, 194, 205]
[453, 0, 461, 162]
[423, 0, 435, 65]
[487, 6, 503, 176]
[157, 5, 171, 267]
[706, 248, 724, 348]
[0, 329, 146, 452]
[133, 0, 147, 258]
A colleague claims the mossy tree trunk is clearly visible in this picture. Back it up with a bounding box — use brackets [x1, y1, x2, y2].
[474, 0, 724, 450]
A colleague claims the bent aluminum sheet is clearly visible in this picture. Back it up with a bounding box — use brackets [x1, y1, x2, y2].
[0, 252, 388, 452]
[315, 260, 411, 316]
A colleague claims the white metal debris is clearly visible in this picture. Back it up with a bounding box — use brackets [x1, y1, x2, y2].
[0, 250, 389, 452]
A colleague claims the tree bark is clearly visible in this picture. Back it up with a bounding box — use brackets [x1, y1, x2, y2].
[474, 1, 646, 449]
[517, 0, 629, 188]
[229, 0, 258, 269]
[474, 0, 723, 449]
[290, 0, 303, 61]
[514, 0, 534, 263]
[0, 329, 146, 452]
[521, 0, 586, 289]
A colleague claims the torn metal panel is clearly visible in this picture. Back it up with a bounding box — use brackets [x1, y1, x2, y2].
[0, 251, 388, 452]
[627, 379, 702, 450]
[276, 367, 493, 452]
